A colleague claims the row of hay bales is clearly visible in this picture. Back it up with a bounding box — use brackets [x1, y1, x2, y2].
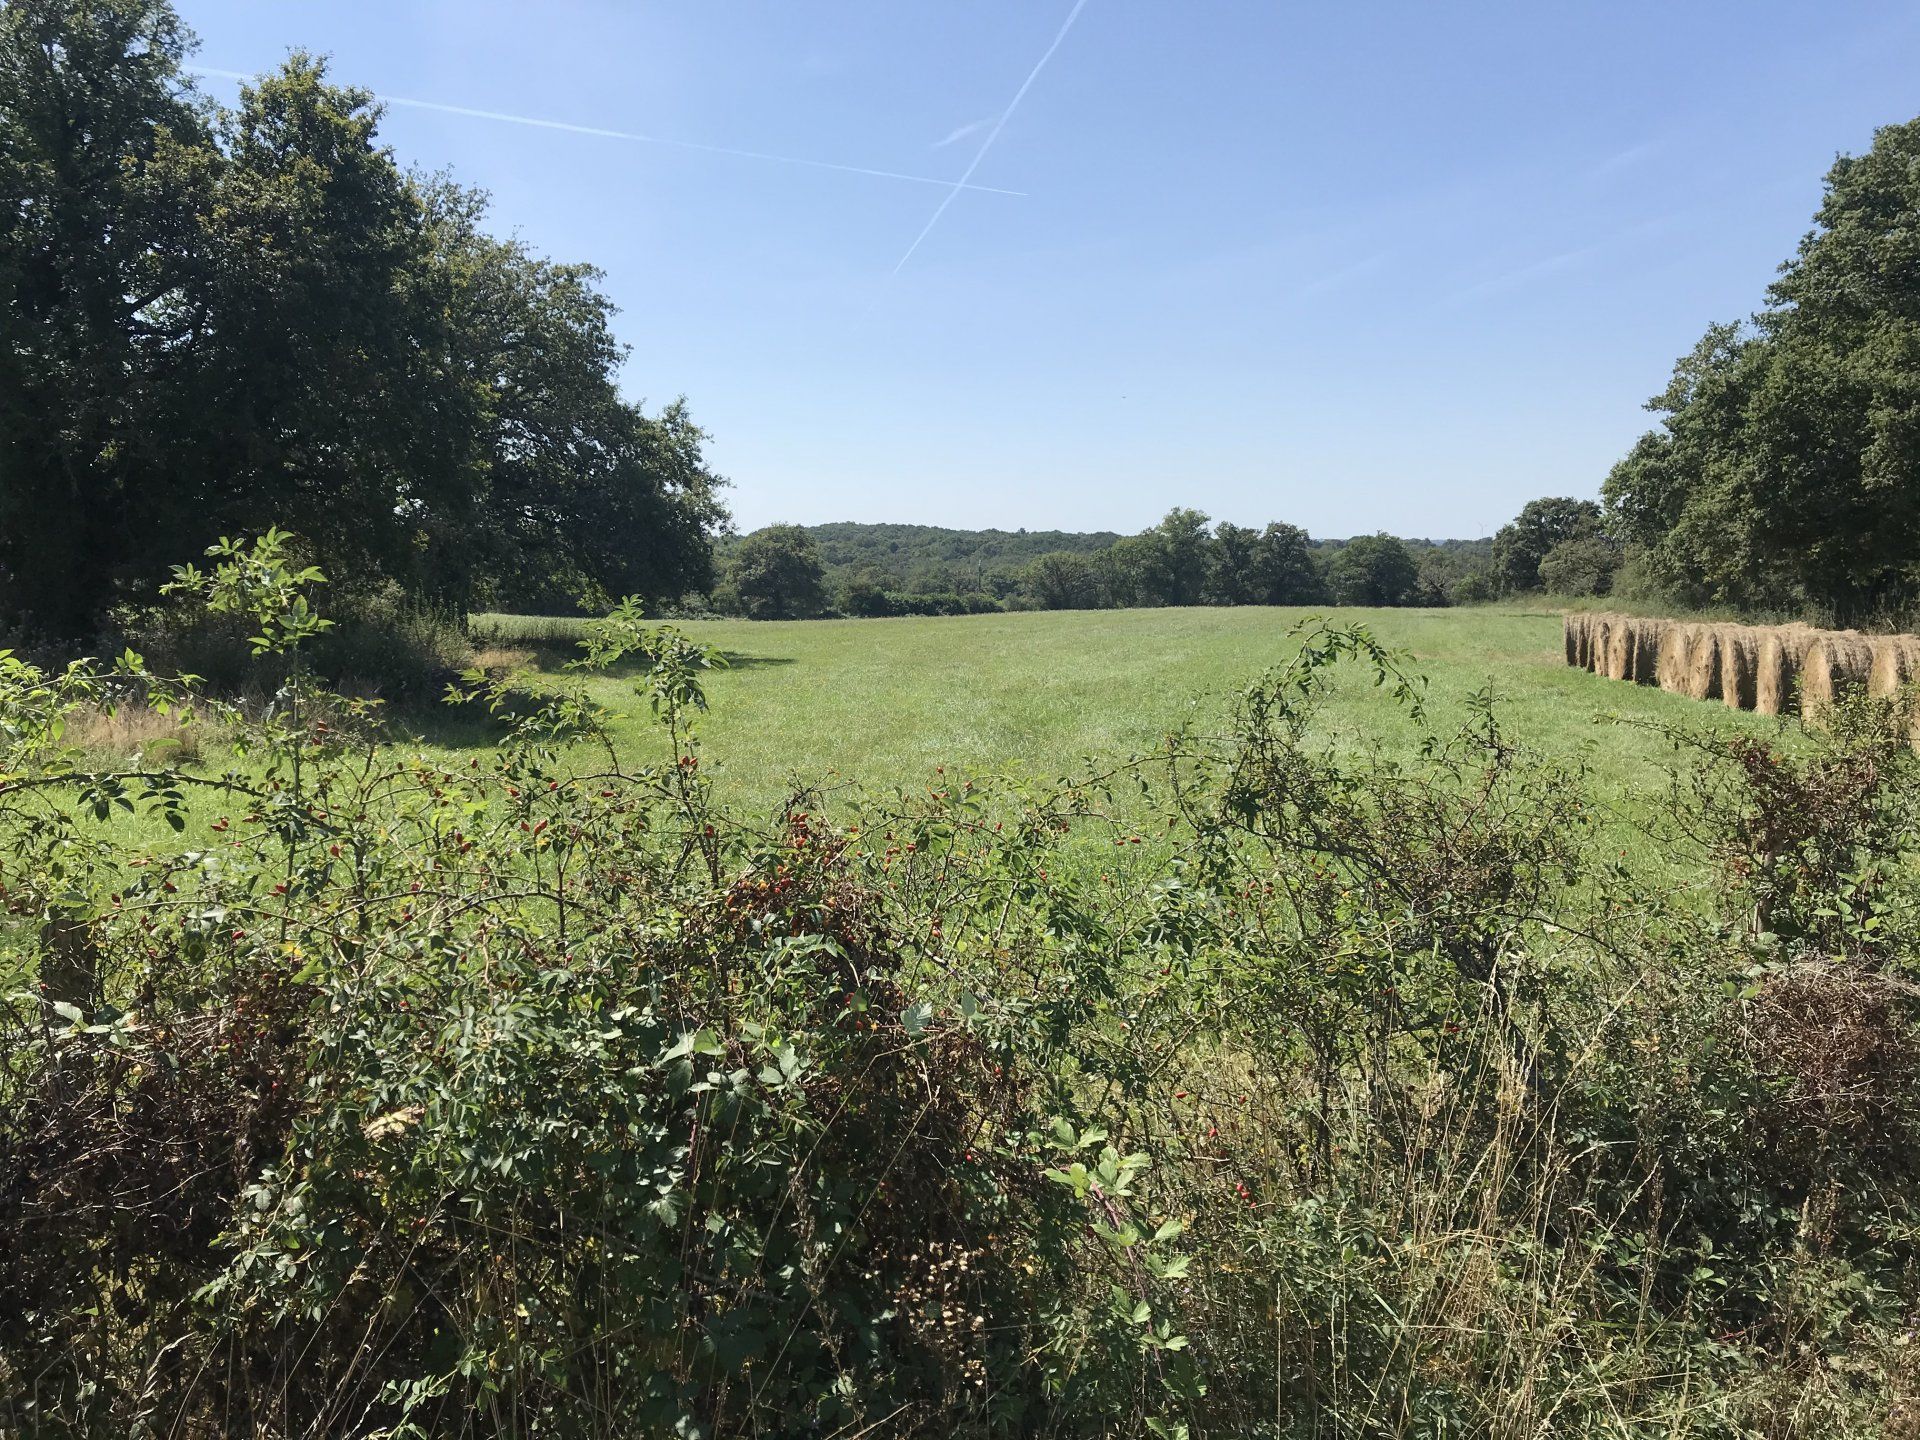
[1564, 612, 1920, 721]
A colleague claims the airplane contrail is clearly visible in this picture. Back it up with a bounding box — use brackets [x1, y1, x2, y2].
[188, 65, 1027, 197]
[881, 0, 1092, 284]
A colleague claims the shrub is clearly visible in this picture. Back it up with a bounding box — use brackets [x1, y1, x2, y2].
[116, 571, 470, 706]
[4, 535, 1920, 1436]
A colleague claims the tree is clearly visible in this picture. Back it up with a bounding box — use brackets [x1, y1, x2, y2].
[1538, 536, 1623, 597]
[1146, 507, 1213, 607]
[1325, 534, 1419, 606]
[1099, 534, 1167, 608]
[1022, 551, 1104, 610]
[0, 6, 725, 637]
[728, 525, 829, 619]
[1490, 498, 1602, 594]
[1250, 522, 1324, 604]
[0, 0, 211, 634]
[1204, 523, 1261, 605]
[1603, 116, 1920, 622]
[836, 567, 895, 617]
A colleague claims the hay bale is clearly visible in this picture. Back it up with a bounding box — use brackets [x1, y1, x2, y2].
[1590, 617, 1611, 676]
[1602, 617, 1633, 681]
[1569, 612, 1597, 670]
[1717, 625, 1762, 710]
[1563, 614, 1579, 667]
[1658, 623, 1695, 694]
[1801, 631, 1875, 723]
[1627, 618, 1668, 685]
[1683, 623, 1723, 702]
[1867, 635, 1920, 697]
[1755, 624, 1815, 716]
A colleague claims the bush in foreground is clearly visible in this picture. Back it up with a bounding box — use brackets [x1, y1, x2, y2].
[3, 535, 1920, 1436]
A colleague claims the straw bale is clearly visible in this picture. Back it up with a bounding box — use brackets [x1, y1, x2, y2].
[1627, 618, 1668, 685]
[1682, 623, 1723, 702]
[1658, 622, 1695, 694]
[1717, 625, 1762, 710]
[1755, 624, 1815, 717]
[1801, 631, 1875, 723]
[1867, 635, 1920, 697]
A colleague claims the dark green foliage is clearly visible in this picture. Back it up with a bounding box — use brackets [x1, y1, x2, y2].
[1538, 533, 1623, 596]
[1021, 550, 1108, 609]
[1325, 531, 1420, 605]
[800, 521, 1121, 598]
[1603, 116, 1920, 623]
[749, 519, 1465, 619]
[1491, 497, 1604, 594]
[1251, 521, 1328, 604]
[0, 1, 723, 638]
[726, 523, 831, 619]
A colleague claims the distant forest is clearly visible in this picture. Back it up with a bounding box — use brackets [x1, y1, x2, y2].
[712, 516, 1498, 619]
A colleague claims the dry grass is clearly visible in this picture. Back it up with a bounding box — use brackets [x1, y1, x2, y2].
[67, 704, 207, 764]
[470, 645, 535, 676]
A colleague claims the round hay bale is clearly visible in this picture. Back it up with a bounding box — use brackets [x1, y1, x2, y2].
[1563, 614, 1578, 667]
[1628, 618, 1668, 685]
[1801, 631, 1875, 724]
[1867, 635, 1920, 697]
[1717, 625, 1762, 710]
[1590, 616, 1612, 675]
[1658, 623, 1695, 694]
[1755, 624, 1815, 716]
[1603, 616, 1633, 681]
[1683, 623, 1723, 702]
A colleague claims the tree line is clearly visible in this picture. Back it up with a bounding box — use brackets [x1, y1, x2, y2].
[1522, 115, 1920, 626]
[0, 0, 726, 642]
[715, 513, 1499, 620]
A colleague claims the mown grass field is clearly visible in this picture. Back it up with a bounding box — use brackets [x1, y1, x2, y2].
[468, 604, 1789, 852]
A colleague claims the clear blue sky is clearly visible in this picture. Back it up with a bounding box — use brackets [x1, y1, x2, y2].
[177, 1, 1920, 540]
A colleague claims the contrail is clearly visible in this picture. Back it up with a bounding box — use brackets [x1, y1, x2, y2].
[881, 0, 1092, 283]
[188, 65, 1026, 197]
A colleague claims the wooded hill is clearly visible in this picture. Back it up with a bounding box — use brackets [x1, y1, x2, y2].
[724, 521, 1493, 607]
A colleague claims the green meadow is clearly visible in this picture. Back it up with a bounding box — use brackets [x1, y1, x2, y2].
[469, 603, 1788, 845]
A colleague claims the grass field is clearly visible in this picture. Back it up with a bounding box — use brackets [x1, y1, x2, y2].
[468, 604, 1788, 847]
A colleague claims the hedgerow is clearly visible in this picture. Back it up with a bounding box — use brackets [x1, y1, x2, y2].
[3, 534, 1918, 1437]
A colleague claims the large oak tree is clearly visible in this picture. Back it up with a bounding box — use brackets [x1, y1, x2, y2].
[0, 0, 723, 637]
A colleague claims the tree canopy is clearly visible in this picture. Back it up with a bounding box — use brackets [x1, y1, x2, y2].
[1491, 498, 1603, 595]
[1602, 115, 1920, 624]
[726, 525, 830, 620]
[1326, 533, 1420, 607]
[0, 0, 724, 636]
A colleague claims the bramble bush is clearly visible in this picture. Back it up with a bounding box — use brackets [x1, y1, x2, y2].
[3, 534, 1919, 1437]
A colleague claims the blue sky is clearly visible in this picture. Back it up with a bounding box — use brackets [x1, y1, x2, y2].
[178, 1, 1920, 540]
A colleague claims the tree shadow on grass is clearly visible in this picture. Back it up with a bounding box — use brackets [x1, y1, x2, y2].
[715, 651, 796, 672]
[393, 650, 797, 750]
[493, 645, 796, 679]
